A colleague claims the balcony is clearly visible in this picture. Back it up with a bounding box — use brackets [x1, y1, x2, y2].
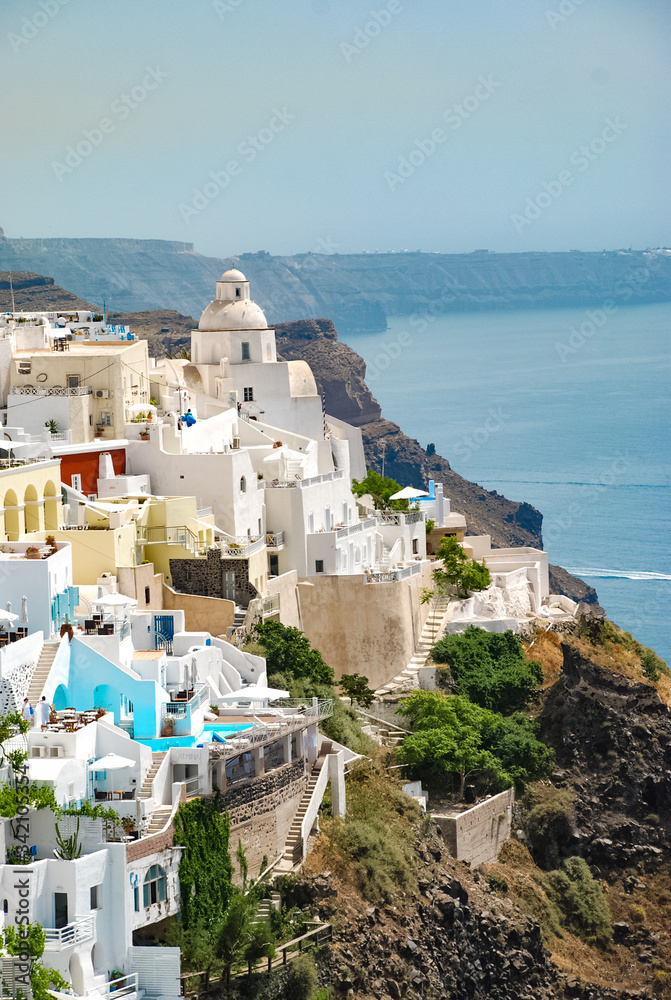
[364, 563, 423, 584]
[221, 536, 265, 558]
[336, 516, 376, 539]
[263, 470, 345, 489]
[44, 914, 94, 950]
[265, 530, 285, 549]
[9, 385, 93, 397]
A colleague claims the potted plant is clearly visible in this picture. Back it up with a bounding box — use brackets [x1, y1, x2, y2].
[161, 718, 174, 737]
[140, 429, 149, 441]
[25, 546, 41, 560]
[121, 816, 135, 838]
[44, 419, 59, 435]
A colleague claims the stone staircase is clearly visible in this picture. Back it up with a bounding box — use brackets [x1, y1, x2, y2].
[139, 752, 166, 800]
[27, 641, 60, 706]
[233, 606, 246, 628]
[254, 892, 281, 925]
[375, 595, 451, 696]
[355, 710, 409, 748]
[275, 767, 322, 874]
[145, 804, 173, 837]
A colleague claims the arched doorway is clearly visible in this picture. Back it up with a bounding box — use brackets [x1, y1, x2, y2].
[44, 480, 60, 531]
[53, 684, 70, 711]
[93, 683, 120, 717]
[24, 484, 41, 533]
[3, 490, 20, 540]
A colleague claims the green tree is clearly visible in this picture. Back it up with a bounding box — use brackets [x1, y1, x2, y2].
[2, 923, 69, 1000]
[433, 535, 490, 597]
[251, 621, 334, 687]
[396, 691, 553, 796]
[544, 857, 613, 948]
[351, 469, 409, 511]
[243, 921, 275, 975]
[432, 626, 544, 714]
[167, 917, 221, 992]
[339, 673, 375, 708]
[216, 893, 255, 986]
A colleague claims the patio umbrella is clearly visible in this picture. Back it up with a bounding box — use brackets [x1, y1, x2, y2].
[389, 486, 430, 500]
[89, 752, 137, 770]
[92, 593, 138, 607]
[0, 610, 19, 624]
[5, 601, 10, 613]
[20, 595, 28, 624]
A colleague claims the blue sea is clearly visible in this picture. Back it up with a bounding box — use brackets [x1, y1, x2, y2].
[345, 302, 671, 664]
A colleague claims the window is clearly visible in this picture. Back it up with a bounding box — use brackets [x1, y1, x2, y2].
[134, 887, 139, 912]
[90, 884, 102, 910]
[315, 560, 324, 573]
[143, 865, 167, 907]
[89, 415, 93, 426]
[241, 341, 250, 360]
[144, 586, 150, 604]
[240, 476, 246, 493]
[235, 287, 242, 299]
[71, 474, 82, 491]
[99, 411, 112, 427]
[66, 374, 80, 388]
[413, 538, 419, 554]
[243, 387, 254, 402]
[17, 361, 31, 375]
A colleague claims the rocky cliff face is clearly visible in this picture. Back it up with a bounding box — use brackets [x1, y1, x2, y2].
[1, 235, 669, 334]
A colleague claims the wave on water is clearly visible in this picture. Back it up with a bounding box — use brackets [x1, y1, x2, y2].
[566, 568, 671, 581]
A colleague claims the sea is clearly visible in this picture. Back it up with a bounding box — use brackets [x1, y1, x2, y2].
[345, 302, 671, 664]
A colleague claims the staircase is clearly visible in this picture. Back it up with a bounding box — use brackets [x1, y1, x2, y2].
[27, 641, 60, 706]
[375, 595, 452, 696]
[233, 606, 246, 628]
[139, 752, 166, 800]
[254, 892, 281, 925]
[145, 805, 173, 837]
[275, 767, 322, 874]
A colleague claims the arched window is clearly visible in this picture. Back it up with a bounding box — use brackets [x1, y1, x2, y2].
[143, 865, 167, 907]
[240, 477, 246, 493]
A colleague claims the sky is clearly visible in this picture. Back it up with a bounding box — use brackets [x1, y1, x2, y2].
[1, 0, 669, 258]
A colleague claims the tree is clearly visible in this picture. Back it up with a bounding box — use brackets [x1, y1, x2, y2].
[339, 673, 375, 708]
[351, 469, 409, 511]
[243, 921, 275, 976]
[216, 893, 255, 986]
[432, 535, 490, 598]
[251, 621, 334, 688]
[2, 923, 69, 999]
[396, 691, 553, 796]
[431, 626, 544, 714]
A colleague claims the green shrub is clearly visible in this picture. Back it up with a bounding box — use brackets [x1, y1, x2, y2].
[431, 626, 543, 714]
[484, 873, 509, 895]
[544, 857, 612, 948]
[523, 786, 574, 868]
[284, 954, 320, 1000]
[630, 903, 646, 924]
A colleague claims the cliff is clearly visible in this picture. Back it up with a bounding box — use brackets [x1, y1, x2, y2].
[1, 235, 670, 334]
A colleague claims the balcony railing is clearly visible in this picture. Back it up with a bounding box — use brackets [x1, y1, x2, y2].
[364, 563, 423, 583]
[336, 516, 376, 539]
[9, 385, 92, 397]
[162, 684, 209, 717]
[44, 914, 94, 950]
[375, 510, 424, 525]
[263, 593, 280, 616]
[265, 530, 285, 548]
[263, 470, 344, 489]
[221, 536, 265, 558]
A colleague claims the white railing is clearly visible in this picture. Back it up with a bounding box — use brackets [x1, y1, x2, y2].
[210, 700, 333, 759]
[9, 385, 92, 397]
[197, 506, 213, 517]
[91, 973, 139, 999]
[265, 530, 285, 547]
[364, 563, 422, 584]
[263, 470, 345, 489]
[221, 536, 265, 558]
[336, 516, 376, 539]
[263, 593, 280, 615]
[375, 510, 423, 525]
[184, 776, 201, 798]
[44, 914, 94, 949]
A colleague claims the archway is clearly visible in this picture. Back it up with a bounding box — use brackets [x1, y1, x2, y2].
[93, 683, 121, 717]
[3, 490, 20, 540]
[24, 484, 41, 533]
[43, 480, 60, 531]
[53, 684, 70, 711]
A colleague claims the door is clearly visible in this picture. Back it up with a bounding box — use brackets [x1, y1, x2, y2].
[54, 892, 68, 929]
[269, 554, 279, 577]
[223, 571, 236, 601]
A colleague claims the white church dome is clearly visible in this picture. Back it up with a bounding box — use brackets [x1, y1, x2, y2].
[198, 298, 268, 332]
[220, 268, 247, 282]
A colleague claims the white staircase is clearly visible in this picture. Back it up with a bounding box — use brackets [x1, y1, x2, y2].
[274, 767, 322, 874]
[145, 805, 173, 837]
[27, 641, 60, 706]
[254, 892, 281, 925]
[139, 753, 166, 800]
[375, 595, 452, 696]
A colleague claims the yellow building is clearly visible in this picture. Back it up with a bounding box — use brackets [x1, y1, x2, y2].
[0, 459, 63, 540]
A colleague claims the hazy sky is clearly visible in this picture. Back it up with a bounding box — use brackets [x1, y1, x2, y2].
[2, 0, 668, 257]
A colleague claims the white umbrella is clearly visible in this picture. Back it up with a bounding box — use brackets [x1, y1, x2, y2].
[0, 610, 19, 623]
[89, 752, 137, 770]
[20, 595, 28, 624]
[389, 486, 430, 500]
[92, 593, 138, 607]
[219, 685, 289, 702]
[5, 601, 10, 613]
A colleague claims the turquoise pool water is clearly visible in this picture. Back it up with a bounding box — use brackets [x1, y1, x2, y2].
[134, 723, 253, 751]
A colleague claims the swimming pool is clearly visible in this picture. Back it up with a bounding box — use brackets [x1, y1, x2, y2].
[134, 723, 253, 751]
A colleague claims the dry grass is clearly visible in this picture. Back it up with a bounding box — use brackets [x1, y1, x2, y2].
[523, 630, 564, 689]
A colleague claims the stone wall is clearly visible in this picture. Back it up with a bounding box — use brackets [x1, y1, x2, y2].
[432, 788, 514, 866]
[225, 759, 308, 882]
[169, 550, 258, 608]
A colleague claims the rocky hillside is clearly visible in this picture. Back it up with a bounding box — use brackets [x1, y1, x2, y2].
[1, 233, 669, 334]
